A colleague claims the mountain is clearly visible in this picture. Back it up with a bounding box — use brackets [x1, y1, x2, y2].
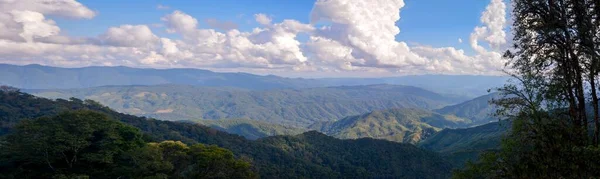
[310, 108, 470, 144]
[0, 64, 321, 90]
[435, 93, 500, 126]
[418, 121, 509, 167]
[28, 84, 458, 126]
[191, 118, 306, 140]
[0, 64, 507, 97]
[0, 90, 454, 178]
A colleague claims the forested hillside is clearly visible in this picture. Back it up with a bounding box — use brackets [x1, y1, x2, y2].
[310, 108, 469, 143]
[0, 89, 454, 178]
[29, 84, 458, 126]
[418, 121, 509, 167]
[435, 93, 499, 126]
[192, 118, 306, 140]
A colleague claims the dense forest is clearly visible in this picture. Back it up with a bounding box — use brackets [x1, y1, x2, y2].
[0, 88, 454, 178]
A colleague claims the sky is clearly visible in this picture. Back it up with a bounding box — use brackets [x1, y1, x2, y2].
[0, 0, 511, 77]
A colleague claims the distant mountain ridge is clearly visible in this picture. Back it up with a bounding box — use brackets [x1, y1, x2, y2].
[0, 64, 325, 90]
[191, 118, 306, 140]
[1, 64, 508, 97]
[309, 92, 500, 144]
[28, 84, 459, 126]
[310, 108, 470, 143]
[435, 93, 499, 126]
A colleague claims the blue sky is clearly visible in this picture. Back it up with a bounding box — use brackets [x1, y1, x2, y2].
[57, 0, 489, 54]
[0, 0, 510, 77]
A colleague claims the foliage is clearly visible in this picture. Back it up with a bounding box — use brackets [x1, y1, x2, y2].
[0, 110, 255, 179]
[0, 110, 144, 178]
[132, 141, 256, 179]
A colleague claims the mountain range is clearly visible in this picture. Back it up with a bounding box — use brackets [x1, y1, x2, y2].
[0, 90, 454, 178]
[28, 84, 461, 126]
[308, 92, 500, 144]
[2, 64, 508, 97]
[0, 63, 512, 173]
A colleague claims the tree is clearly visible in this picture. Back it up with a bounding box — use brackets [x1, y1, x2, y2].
[454, 0, 600, 177]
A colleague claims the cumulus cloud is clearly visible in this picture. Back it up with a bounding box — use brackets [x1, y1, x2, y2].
[157, 11, 313, 67]
[305, 0, 507, 74]
[100, 25, 159, 48]
[0, 0, 96, 19]
[471, 0, 507, 50]
[7, 10, 60, 42]
[0, 0, 510, 76]
[162, 10, 198, 35]
[309, 0, 427, 70]
[254, 13, 272, 25]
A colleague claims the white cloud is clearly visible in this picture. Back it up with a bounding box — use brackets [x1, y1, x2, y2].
[471, 0, 507, 50]
[0, 0, 510, 76]
[162, 10, 198, 35]
[0, 0, 96, 19]
[458, 38, 463, 43]
[309, 0, 425, 69]
[254, 13, 272, 25]
[6, 10, 60, 42]
[100, 25, 159, 48]
[158, 11, 313, 68]
[305, 0, 507, 74]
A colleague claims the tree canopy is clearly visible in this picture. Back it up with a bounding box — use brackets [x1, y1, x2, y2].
[0, 110, 255, 179]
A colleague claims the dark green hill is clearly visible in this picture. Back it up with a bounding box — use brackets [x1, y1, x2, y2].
[310, 108, 470, 143]
[259, 131, 453, 178]
[28, 84, 457, 126]
[191, 118, 306, 140]
[0, 89, 453, 178]
[418, 121, 509, 167]
[435, 93, 499, 126]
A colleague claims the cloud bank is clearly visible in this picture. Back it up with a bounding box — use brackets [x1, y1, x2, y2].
[0, 0, 509, 76]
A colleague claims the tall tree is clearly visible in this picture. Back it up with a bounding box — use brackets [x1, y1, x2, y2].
[455, 0, 600, 177]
